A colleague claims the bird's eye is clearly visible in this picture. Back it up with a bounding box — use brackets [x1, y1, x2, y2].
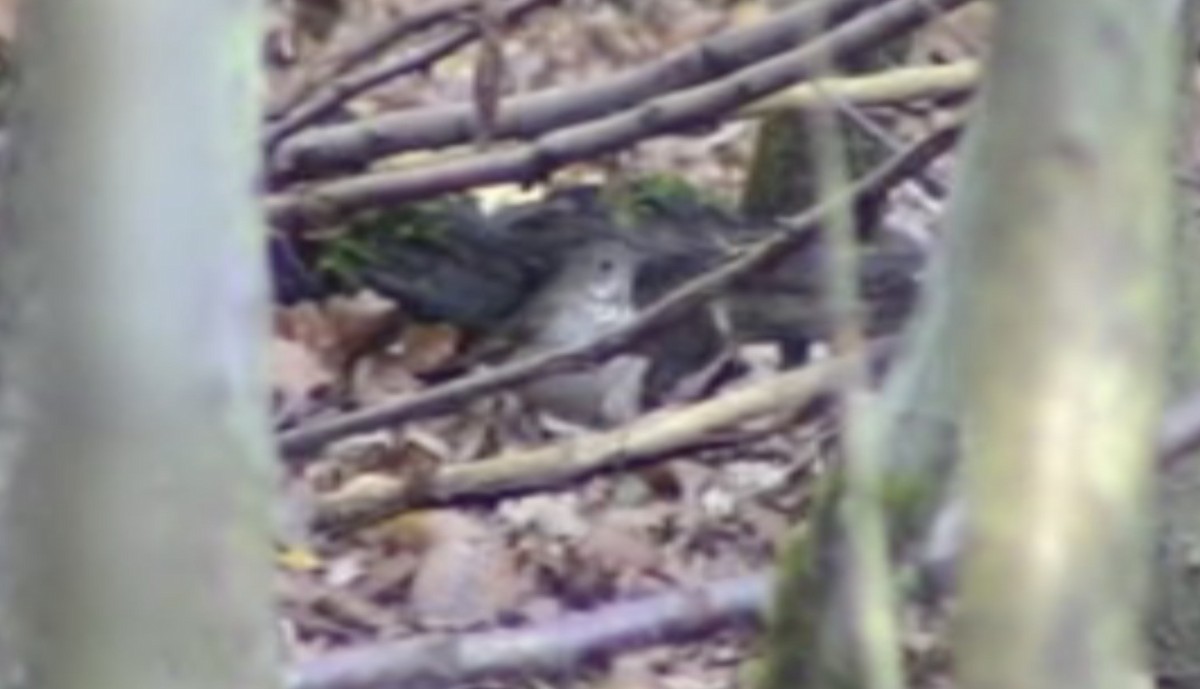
[598, 259, 615, 274]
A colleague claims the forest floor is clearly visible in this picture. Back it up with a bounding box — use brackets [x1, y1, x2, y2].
[267, 2, 963, 688]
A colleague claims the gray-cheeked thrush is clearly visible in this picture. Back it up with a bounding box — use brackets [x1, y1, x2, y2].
[511, 239, 647, 427]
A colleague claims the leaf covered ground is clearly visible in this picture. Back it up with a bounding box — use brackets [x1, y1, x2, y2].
[266, 1, 976, 688]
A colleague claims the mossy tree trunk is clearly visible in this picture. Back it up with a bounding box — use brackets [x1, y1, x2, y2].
[740, 0, 903, 228]
[753, 4, 920, 689]
[951, 0, 1179, 687]
[0, 2, 280, 689]
[760, 0, 1187, 687]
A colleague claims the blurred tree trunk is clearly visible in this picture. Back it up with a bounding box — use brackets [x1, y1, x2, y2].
[867, 0, 1199, 683]
[752, 4, 917, 688]
[952, 0, 1179, 687]
[0, 2, 280, 689]
[1148, 6, 1200, 683]
[758, 0, 1186, 687]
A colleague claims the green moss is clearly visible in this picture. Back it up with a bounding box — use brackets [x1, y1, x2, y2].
[605, 174, 727, 227]
[741, 114, 817, 219]
[310, 197, 471, 289]
[315, 235, 375, 288]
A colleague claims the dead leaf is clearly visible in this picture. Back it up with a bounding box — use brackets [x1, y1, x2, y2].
[349, 351, 423, 407]
[325, 471, 405, 504]
[355, 510, 442, 553]
[409, 512, 525, 627]
[909, 3, 993, 64]
[498, 493, 588, 539]
[604, 653, 670, 689]
[325, 291, 401, 364]
[578, 513, 664, 580]
[276, 293, 400, 380]
[270, 337, 334, 423]
[398, 322, 462, 374]
[276, 303, 339, 363]
[318, 432, 395, 484]
[293, 0, 346, 44]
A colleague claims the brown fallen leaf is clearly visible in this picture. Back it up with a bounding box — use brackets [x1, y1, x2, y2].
[276, 303, 338, 358]
[578, 511, 666, 584]
[270, 336, 335, 424]
[325, 291, 401, 366]
[398, 322, 462, 375]
[349, 351, 424, 408]
[409, 511, 526, 628]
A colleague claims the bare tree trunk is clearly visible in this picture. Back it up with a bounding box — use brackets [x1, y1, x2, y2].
[0, 1, 280, 688]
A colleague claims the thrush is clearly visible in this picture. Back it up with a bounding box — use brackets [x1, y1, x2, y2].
[509, 239, 648, 427]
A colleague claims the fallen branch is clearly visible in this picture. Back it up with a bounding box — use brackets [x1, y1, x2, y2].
[276, 121, 956, 461]
[276, 58, 975, 185]
[310, 342, 891, 534]
[737, 60, 977, 120]
[269, 0, 881, 181]
[287, 571, 770, 689]
[267, 0, 969, 228]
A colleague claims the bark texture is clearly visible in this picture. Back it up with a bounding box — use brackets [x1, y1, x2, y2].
[0, 2, 281, 689]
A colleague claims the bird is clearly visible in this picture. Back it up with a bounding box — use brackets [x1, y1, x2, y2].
[509, 238, 648, 427]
